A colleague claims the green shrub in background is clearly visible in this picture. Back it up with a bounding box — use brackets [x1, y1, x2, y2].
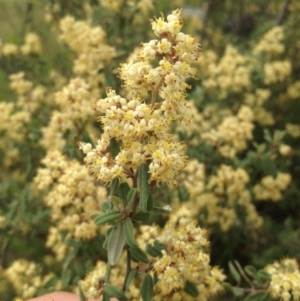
[0, 0, 300, 300]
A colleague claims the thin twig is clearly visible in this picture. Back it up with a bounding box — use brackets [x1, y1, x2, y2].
[151, 76, 164, 108]
[122, 245, 132, 291]
[276, 0, 291, 26]
[234, 260, 254, 288]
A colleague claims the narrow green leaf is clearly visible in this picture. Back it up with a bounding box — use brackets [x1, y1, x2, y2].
[107, 221, 125, 266]
[110, 138, 120, 158]
[229, 261, 241, 284]
[102, 292, 110, 301]
[129, 246, 149, 263]
[138, 163, 150, 212]
[153, 272, 158, 285]
[123, 217, 138, 247]
[104, 263, 111, 282]
[184, 280, 199, 297]
[103, 227, 113, 250]
[126, 188, 137, 208]
[78, 283, 87, 301]
[146, 244, 162, 257]
[133, 211, 150, 222]
[222, 282, 233, 293]
[232, 287, 244, 297]
[100, 201, 112, 212]
[110, 178, 119, 196]
[119, 182, 130, 201]
[63, 248, 78, 270]
[93, 210, 121, 226]
[104, 283, 127, 300]
[111, 196, 122, 207]
[147, 192, 154, 212]
[141, 274, 153, 301]
[125, 270, 136, 290]
[153, 240, 166, 251]
[256, 270, 271, 281]
[43, 276, 58, 289]
[127, 188, 137, 202]
[244, 265, 257, 278]
[243, 292, 263, 301]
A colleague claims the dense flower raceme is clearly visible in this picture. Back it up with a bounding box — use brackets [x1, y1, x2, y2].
[5, 259, 60, 299]
[80, 207, 225, 301]
[34, 150, 107, 260]
[177, 161, 262, 232]
[80, 9, 201, 187]
[59, 15, 116, 93]
[265, 258, 300, 301]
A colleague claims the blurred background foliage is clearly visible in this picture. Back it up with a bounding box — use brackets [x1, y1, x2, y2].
[0, 0, 300, 300]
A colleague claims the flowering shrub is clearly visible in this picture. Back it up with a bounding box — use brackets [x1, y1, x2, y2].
[0, 1, 300, 301]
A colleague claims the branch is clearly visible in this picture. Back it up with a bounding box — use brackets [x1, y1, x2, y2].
[276, 0, 291, 26]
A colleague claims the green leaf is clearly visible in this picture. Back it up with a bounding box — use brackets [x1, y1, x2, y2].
[141, 274, 153, 301]
[147, 192, 154, 212]
[256, 270, 271, 281]
[103, 227, 113, 250]
[78, 283, 87, 301]
[232, 287, 244, 297]
[133, 211, 150, 222]
[129, 246, 149, 263]
[229, 261, 241, 284]
[43, 276, 58, 289]
[244, 265, 257, 278]
[138, 163, 150, 212]
[123, 217, 138, 247]
[110, 178, 119, 196]
[63, 248, 78, 270]
[104, 263, 111, 282]
[111, 196, 122, 207]
[153, 240, 166, 251]
[102, 292, 110, 301]
[126, 188, 137, 208]
[93, 210, 121, 226]
[146, 244, 162, 257]
[110, 138, 120, 158]
[107, 221, 125, 266]
[101, 201, 112, 212]
[125, 270, 136, 290]
[243, 292, 262, 301]
[104, 283, 127, 300]
[184, 280, 199, 297]
[119, 182, 130, 201]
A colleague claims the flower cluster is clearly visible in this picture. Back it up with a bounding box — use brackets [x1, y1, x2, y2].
[20, 32, 42, 56]
[0, 101, 30, 168]
[178, 161, 263, 232]
[253, 173, 292, 201]
[99, 0, 124, 12]
[254, 26, 285, 55]
[40, 77, 96, 151]
[265, 258, 300, 301]
[244, 89, 275, 126]
[34, 150, 107, 259]
[0, 32, 41, 57]
[80, 9, 201, 187]
[264, 60, 292, 84]
[153, 208, 225, 300]
[198, 45, 253, 98]
[59, 16, 115, 92]
[9, 72, 46, 113]
[201, 106, 254, 159]
[5, 259, 60, 299]
[286, 123, 300, 138]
